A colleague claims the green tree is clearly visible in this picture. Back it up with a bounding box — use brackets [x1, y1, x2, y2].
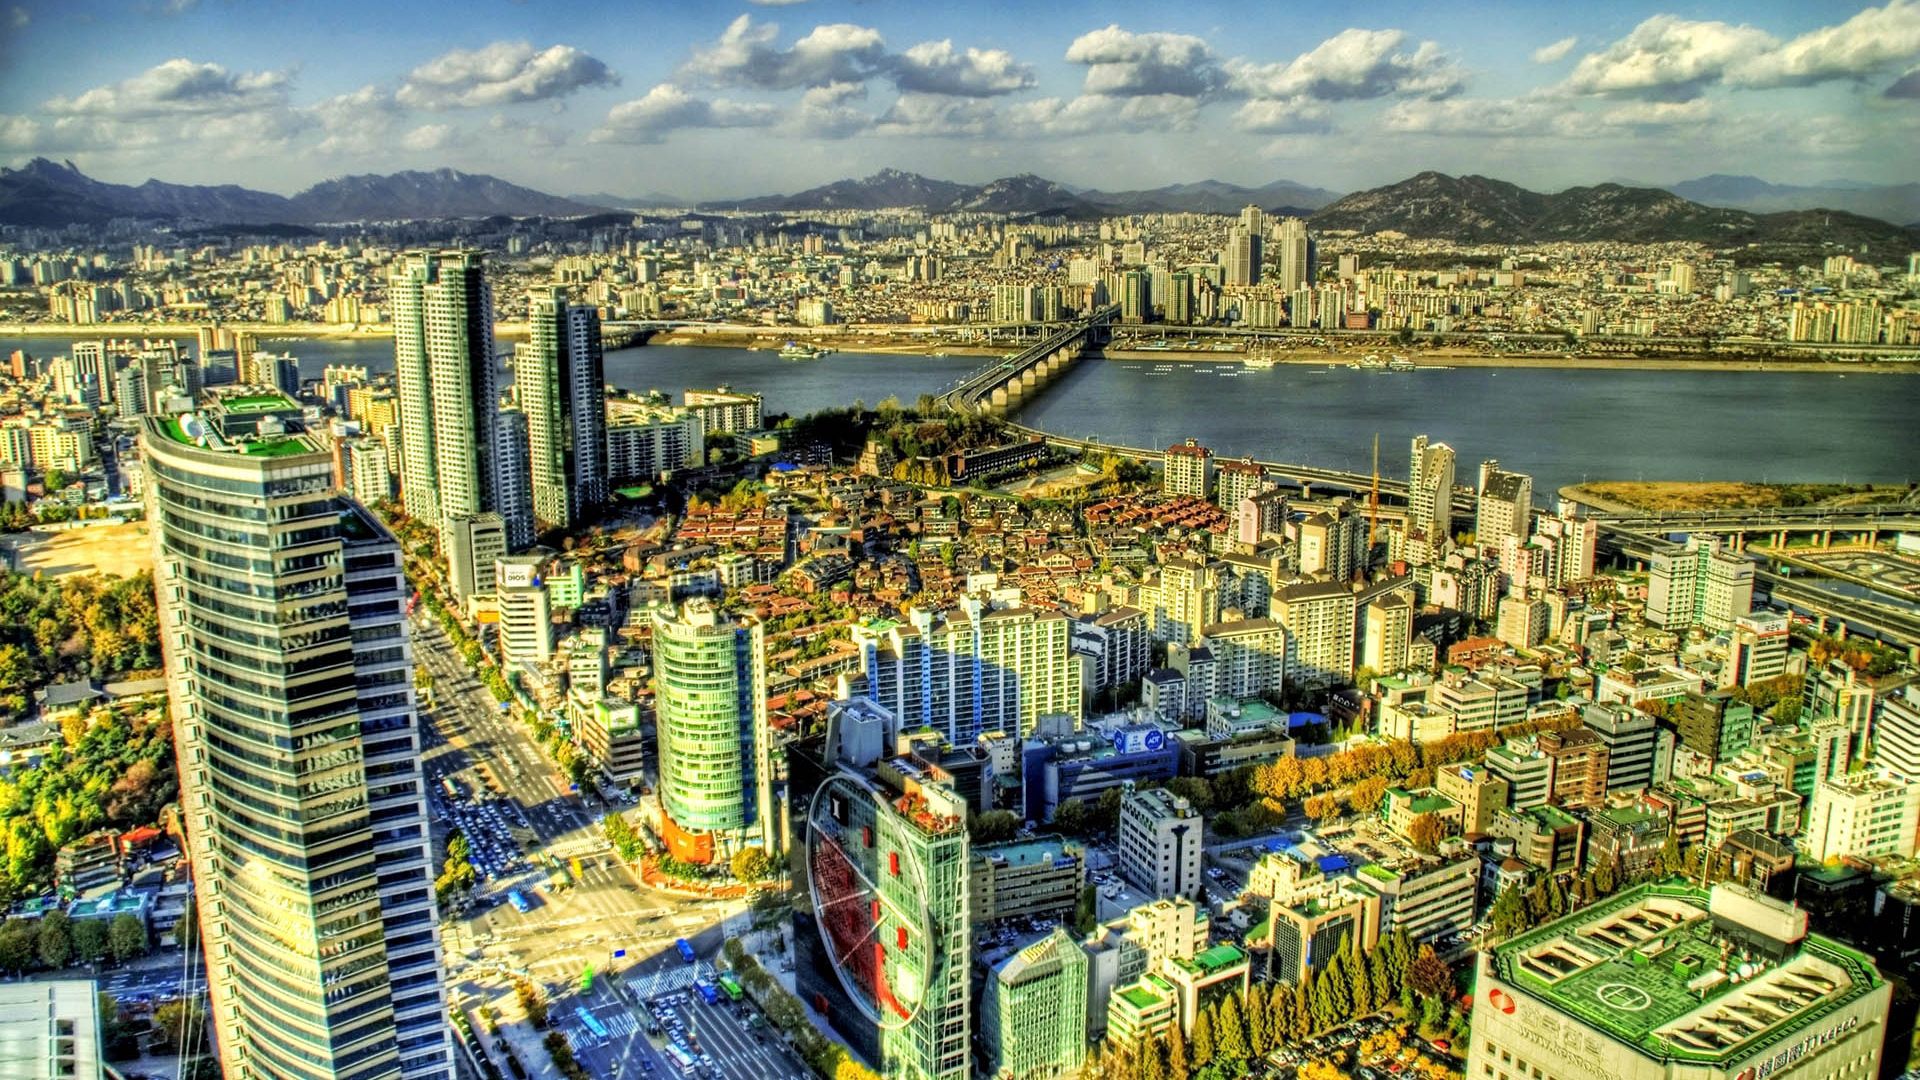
[1246, 982, 1272, 1056]
[1165, 1019, 1191, 1080]
[152, 999, 210, 1056]
[1215, 993, 1250, 1060]
[108, 913, 147, 963]
[0, 919, 34, 973]
[435, 830, 477, 904]
[36, 910, 72, 969]
[1189, 1005, 1215, 1063]
[1408, 944, 1453, 1002]
[72, 918, 108, 965]
[730, 847, 775, 883]
[1490, 882, 1529, 939]
[967, 810, 1020, 844]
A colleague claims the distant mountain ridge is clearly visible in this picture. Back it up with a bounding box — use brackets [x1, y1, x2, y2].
[698, 168, 1339, 217]
[0, 159, 606, 225]
[1309, 171, 1920, 259]
[1664, 174, 1920, 227]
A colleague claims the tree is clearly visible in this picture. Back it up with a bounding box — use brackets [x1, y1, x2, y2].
[1188, 1006, 1215, 1064]
[0, 919, 33, 973]
[1406, 812, 1446, 855]
[109, 914, 147, 963]
[517, 979, 549, 1028]
[967, 810, 1020, 844]
[1215, 993, 1250, 1060]
[730, 847, 776, 883]
[1490, 882, 1529, 940]
[152, 999, 210, 1056]
[1137, 1036, 1167, 1080]
[73, 918, 108, 965]
[1347, 775, 1390, 815]
[1408, 944, 1453, 1002]
[1165, 1018, 1191, 1080]
[435, 830, 477, 904]
[1051, 799, 1091, 836]
[36, 910, 72, 969]
[1246, 983, 1272, 1056]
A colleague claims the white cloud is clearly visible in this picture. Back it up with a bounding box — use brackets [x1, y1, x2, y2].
[401, 123, 460, 152]
[1379, 95, 1712, 137]
[45, 58, 291, 118]
[1731, 0, 1920, 88]
[1531, 36, 1578, 65]
[746, 0, 807, 5]
[891, 40, 1034, 96]
[1063, 25, 1223, 97]
[684, 14, 888, 90]
[397, 41, 617, 108]
[793, 82, 872, 138]
[1008, 93, 1203, 136]
[589, 83, 780, 143]
[1562, 16, 1775, 99]
[308, 85, 400, 156]
[489, 113, 568, 148]
[873, 93, 996, 137]
[0, 114, 41, 149]
[1232, 98, 1333, 134]
[1227, 28, 1461, 102]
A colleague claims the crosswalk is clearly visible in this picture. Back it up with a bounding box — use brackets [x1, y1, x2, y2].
[633, 962, 712, 1000]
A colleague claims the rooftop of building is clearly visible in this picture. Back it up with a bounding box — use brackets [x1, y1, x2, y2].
[977, 836, 1077, 869]
[1117, 977, 1173, 1009]
[1385, 788, 1458, 816]
[1169, 943, 1247, 977]
[152, 412, 318, 459]
[1490, 882, 1881, 1065]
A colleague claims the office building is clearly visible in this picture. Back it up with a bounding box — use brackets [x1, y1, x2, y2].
[1469, 883, 1890, 1080]
[495, 555, 554, 669]
[1676, 691, 1756, 765]
[971, 838, 1084, 926]
[1162, 438, 1212, 499]
[789, 701, 971, 1080]
[1648, 536, 1754, 632]
[444, 512, 506, 603]
[843, 602, 1082, 744]
[1476, 460, 1533, 553]
[1803, 773, 1920, 862]
[1366, 855, 1477, 944]
[652, 600, 773, 863]
[1118, 785, 1203, 901]
[144, 401, 452, 1080]
[0, 979, 104, 1080]
[1584, 702, 1659, 792]
[1875, 687, 1920, 781]
[982, 928, 1088, 1080]
[1726, 612, 1790, 688]
[493, 405, 535, 550]
[518, 287, 609, 531]
[1435, 764, 1509, 835]
[389, 250, 501, 547]
[1275, 217, 1312, 292]
[1020, 722, 1180, 824]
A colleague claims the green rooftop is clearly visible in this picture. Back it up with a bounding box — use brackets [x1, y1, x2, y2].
[1173, 944, 1248, 976]
[220, 392, 299, 413]
[1118, 983, 1167, 1009]
[1491, 882, 1883, 1065]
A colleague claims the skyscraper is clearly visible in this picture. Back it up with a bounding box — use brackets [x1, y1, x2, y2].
[145, 392, 451, 1080]
[519, 288, 608, 532]
[1276, 217, 1312, 292]
[1224, 227, 1260, 287]
[1407, 434, 1456, 561]
[982, 928, 1088, 1080]
[1475, 459, 1534, 552]
[791, 698, 972, 1080]
[651, 600, 774, 863]
[389, 250, 502, 546]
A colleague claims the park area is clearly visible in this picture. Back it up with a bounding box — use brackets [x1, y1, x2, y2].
[2, 521, 153, 579]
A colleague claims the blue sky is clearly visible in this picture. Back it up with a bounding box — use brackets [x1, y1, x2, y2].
[1, 0, 1916, 197]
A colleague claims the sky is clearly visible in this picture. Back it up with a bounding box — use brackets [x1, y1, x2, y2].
[1, 0, 1917, 199]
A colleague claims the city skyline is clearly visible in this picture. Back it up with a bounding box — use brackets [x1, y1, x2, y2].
[2, 1, 1918, 197]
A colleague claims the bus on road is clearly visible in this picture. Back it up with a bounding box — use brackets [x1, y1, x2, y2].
[506, 890, 531, 914]
[675, 938, 696, 964]
[694, 978, 720, 1006]
[575, 1006, 608, 1044]
[440, 777, 464, 801]
[717, 972, 743, 1002]
[665, 1044, 696, 1075]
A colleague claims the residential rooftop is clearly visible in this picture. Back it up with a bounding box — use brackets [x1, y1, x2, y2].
[977, 836, 1077, 869]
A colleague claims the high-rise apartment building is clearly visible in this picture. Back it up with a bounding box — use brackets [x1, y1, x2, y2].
[1213, 456, 1267, 514]
[144, 396, 451, 1080]
[1275, 217, 1312, 292]
[1804, 773, 1920, 862]
[652, 600, 773, 863]
[1163, 437, 1212, 499]
[683, 386, 763, 435]
[1271, 581, 1357, 689]
[493, 405, 535, 550]
[982, 928, 1088, 1080]
[791, 698, 972, 1080]
[518, 288, 608, 531]
[1875, 687, 1920, 781]
[389, 250, 499, 541]
[1224, 227, 1260, 287]
[1407, 434, 1455, 562]
[1725, 611, 1790, 688]
[1648, 535, 1754, 632]
[1475, 459, 1533, 552]
[843, 600, 1082, 744]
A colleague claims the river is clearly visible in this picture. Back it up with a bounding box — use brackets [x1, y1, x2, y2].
[6, 335, 1914, 496]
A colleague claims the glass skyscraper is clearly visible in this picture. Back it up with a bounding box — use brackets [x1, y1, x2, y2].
[650, 600, 774, 862]
[518, 287, 608, 531]
[145, 392, 450, 1080]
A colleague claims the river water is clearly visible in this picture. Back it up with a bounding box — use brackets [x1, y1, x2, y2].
[7, 335, 1914, 496]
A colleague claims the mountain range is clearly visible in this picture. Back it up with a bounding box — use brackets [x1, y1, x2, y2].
[4, 159, 1916, 257]
[1312, 171, 1920, 258]
[0, 159, 601, 226]
[1664, 174, 1920, 228]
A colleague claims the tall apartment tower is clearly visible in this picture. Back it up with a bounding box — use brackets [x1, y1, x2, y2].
[1475, 459, 1533, 552]
[518, 288, 609, 532]
[651, 600, 774, 864]
[1646, 535, 1754, 632]
[1163, 437, 1212, 499]
[143, 398, 451, 1080]
[1275, 217, 1312, 292]
[1407, 434, 1456, 561]
[1224, 227, 1260, 287]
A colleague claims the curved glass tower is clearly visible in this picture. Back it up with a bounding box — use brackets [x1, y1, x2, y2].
[145, 394, 450, 1080]
[650, 600, 771, 862]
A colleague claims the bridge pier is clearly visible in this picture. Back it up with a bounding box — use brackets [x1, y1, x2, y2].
[990, 388, 1009, 411]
